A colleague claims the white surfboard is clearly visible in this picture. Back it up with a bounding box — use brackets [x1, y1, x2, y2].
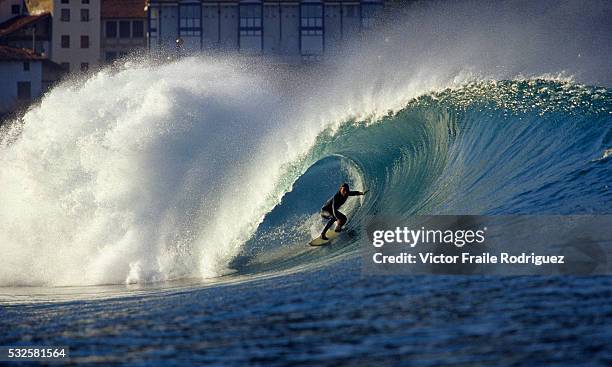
[308, 229, 340, 246]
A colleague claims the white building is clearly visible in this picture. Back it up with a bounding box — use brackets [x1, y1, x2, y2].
[0, 44, 42, 115]
[0, 45, 64, 117]
[50, 0, 101, 72]
[147, 0, 384, 62]
[0, 0, 25, 24]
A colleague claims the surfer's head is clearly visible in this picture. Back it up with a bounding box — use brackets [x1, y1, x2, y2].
[340, 183, 350, 197]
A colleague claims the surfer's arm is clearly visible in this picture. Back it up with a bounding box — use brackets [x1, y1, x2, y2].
[349, 190, 368, 196]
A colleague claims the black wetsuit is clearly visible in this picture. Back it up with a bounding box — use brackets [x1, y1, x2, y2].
[320, 190, 362, 236]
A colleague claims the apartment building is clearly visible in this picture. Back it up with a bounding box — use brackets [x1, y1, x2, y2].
[0, 44, 64, 117]
[50, 0, 100, 72]
[146, 0, 384, 62]
[0, 45, 42, 115]
[0, 0, 25, 24]
[101, 0, 147, 63]
[0, 12, 52, 55]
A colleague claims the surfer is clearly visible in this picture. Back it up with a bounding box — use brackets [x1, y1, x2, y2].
[320, 183, 368, 240]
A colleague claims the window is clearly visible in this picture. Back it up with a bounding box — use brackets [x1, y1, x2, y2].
[301, 29, 323, 36]
[61, 0, 69, 4]
[301, 4, 323, 36]
[105, 52, 117, 62]
[80, 63, 89, 72]
[80, 35, 89, 48]
[61, 8, 70, 22]
[119, 20, 130, 38]
[240, 29, 261, 36]
[132, 21, 144, 38]
[239, 4, 261, 36]
[23, 61, 30, 71]
[239, 3, 262, 53]
[82, 0, 89, 4]
[301, 4, 323, 28]
[300, 3, 323, 56]
[106, 21, 117, 38]
[179, 5, 201, 36]
[149, 7, 159, 38]
[81, 9, 89, 21]
[11, 4, 20, 14]
[17, 82, 31, 100]
[61, 35, 70, 48]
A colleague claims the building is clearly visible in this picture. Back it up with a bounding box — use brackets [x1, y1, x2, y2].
[0, 45, 42, 115]
[100, 0, 147, 63]
[50, 0, 100, 72]
[0, 2, 64, 119]
[0, 44, 64, 116]
[0, 12, 52, 55]
[146, 0, 384, 62]
[0, 0, 26, 24]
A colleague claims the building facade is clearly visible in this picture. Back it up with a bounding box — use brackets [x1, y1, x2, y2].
[50, 0, 101, 72]
[0, 0, 25, 24]
[147, 0, 384, 62]
[0, 44, 42, 115]
[100, 0, 147, 63]
[0, 12, 52, 56]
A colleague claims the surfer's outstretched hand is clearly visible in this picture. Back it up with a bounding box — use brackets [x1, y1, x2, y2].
[362, 190, 369, 195]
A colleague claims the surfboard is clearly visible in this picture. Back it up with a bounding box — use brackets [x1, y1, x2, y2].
[308, 229, 340, 246]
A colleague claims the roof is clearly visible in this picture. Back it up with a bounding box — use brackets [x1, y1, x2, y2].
[0, 13, 50, 38]
[0, 45, 44, 61]
[101, 0, 146, 19]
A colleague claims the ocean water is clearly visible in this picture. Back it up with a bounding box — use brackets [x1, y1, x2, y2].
[1, 0, 611, 365]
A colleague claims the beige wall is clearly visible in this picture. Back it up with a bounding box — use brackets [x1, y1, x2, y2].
[51, 0, 100, 72]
